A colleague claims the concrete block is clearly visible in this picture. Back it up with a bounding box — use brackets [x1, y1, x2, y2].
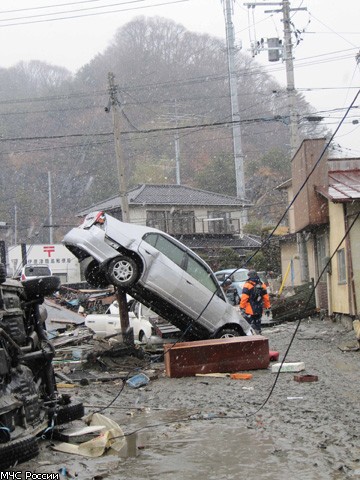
[164, 335, 269, 378]
[271, 362, 305, 373]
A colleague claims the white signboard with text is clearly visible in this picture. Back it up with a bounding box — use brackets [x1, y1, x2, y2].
[7, 244, 81, 284]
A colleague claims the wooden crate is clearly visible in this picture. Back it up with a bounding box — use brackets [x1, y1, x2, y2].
[164, 335, 269, 378]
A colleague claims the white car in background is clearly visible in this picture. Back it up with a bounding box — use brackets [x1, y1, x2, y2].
[85, 298, 181, 346]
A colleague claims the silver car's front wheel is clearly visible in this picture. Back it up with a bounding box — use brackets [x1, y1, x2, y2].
[217, 328, 241, 338]
[107, 256, 139, 287]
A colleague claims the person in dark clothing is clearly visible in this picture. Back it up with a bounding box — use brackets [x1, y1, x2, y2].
[240, 269, 271, 334]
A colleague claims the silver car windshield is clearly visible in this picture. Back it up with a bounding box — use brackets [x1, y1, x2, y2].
[232, 271, 248, 282]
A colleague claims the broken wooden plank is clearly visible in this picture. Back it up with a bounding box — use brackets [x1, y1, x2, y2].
[51, 333, 93, 348]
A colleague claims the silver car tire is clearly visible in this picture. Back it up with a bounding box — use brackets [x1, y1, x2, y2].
[218, 328, 241, 338]
[107, 256, 139, 287]
[85, 259, 109, 289]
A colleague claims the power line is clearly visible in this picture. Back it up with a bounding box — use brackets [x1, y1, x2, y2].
[0, 0, 153, 22]
[0, 0, 103, 14]
[0, 0, 190, 27]
[0, 115, 296, 145]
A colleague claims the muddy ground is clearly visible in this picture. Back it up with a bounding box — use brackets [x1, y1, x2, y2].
[9, 316, 360, 479]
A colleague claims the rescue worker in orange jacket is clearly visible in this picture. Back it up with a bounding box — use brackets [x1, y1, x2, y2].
[240, 270, 271, 334]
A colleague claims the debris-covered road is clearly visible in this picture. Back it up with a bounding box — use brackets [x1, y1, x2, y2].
[9, 316, 360, 480]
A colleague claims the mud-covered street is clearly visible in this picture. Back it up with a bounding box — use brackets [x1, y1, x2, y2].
[9, 316, 360, 480]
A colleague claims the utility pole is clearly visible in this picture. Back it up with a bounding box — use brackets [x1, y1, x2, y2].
[222, 0, 246, 204]
[107, 72, 130, 223]
[244, 0, 308, 282]
[174, 100, 181, 185]
[281, 0, 308, 282]
[48, 171, 53, 244]
[244, 1, 305, 154]
[14, 205, 17, 246]
[106, 72, 133, 346]
[282, 0, 300, 157]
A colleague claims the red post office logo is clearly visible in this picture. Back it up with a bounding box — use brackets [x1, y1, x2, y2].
[43, 246, 55, 258]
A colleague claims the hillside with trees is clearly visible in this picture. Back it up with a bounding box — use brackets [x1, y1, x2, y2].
[0, 16, 327, 244]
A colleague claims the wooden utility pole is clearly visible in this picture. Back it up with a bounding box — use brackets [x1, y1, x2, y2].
[106, 72, 133, 345]
[107, 72, 130, 223]
[116, 287, 134, 346]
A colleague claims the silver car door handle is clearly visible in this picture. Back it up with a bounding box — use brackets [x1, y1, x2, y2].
[186, 279, 193, 285]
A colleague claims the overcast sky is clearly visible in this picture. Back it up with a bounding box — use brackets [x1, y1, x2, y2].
[1, 0, 359, 155]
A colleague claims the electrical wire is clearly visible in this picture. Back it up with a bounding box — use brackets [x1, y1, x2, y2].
[0, 0, 190, 27]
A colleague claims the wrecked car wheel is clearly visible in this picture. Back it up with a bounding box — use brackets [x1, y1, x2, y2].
[85, 260, 109, 289]
[217, 328, 241, 338]
[107, 256, 139, 287]
[50, 402, 85, 426]
[0, 435, 39, 470]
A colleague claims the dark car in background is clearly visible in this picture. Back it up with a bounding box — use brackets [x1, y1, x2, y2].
[18, 264, 53, 282]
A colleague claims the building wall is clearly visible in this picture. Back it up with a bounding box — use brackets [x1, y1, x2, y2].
[280, 239, 301, 287]
[128, 207, 146, 225]
[329, 203, 350, 314]
[280, 234, 318, 289]
[292, 139, 329, 232]
[307, 237, 316, 282]
[287, 184, 296, 234]
[128, 206, 244, 234]
[347, 202, 360, 315]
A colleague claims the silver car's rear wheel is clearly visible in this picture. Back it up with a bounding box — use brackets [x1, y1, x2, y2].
[85, 260, 109, 289]
[107, 256, 139, 287]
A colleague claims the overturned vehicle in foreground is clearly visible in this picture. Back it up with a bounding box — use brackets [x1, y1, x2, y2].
[0, 265, 84, 469]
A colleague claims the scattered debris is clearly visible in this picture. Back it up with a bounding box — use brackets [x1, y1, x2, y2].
[271, 362, 305, 373]
[269, 350, 279, 361]
[53, 425, 106, 444]
[52, 413, 126, 458]
[353, 319, 360, 346]
[230, 373, 253, 380]
[126, 373, 150, 388]
[270, 282, 317, 324]
[294, 374, 318, 382]
[338, 343, 360, 352]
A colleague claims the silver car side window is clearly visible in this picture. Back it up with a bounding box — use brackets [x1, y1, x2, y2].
[144, 233, 184, 268]
[186, 255, 217, 293]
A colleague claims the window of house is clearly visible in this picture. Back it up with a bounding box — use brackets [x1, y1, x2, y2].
[168, 210, 195, 234]
[337, 248, 346, 284]
[207, 211, 231, 234]
[146, 211, 167, 231]
[146, 210, 195, 234]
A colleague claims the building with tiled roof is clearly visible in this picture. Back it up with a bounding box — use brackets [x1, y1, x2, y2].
[76, 184, 258, 259]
